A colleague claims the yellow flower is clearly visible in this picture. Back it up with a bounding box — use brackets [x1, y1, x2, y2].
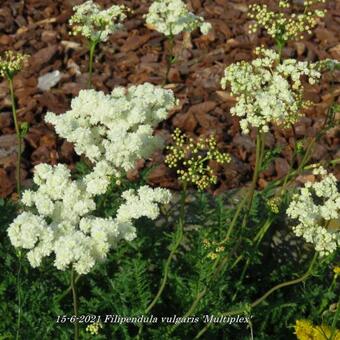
[295, 319, 314, 340]
[334, 266, 340, 276]
[294, 320, 340, 340]
[313, 324, 340, 340]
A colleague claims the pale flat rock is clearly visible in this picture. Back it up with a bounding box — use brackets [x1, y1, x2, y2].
[0, 134, 17, 156]
[0, 134, 20, 167]
[38, 70, 61, 91]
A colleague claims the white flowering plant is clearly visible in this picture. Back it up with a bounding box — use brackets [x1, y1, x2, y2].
[145, 0, 212, 84]
[4, 82, 176, 338]
[287, 166, 340, 256]
[45, 83, 177, 195]
[3, 0, 340, 339]
[15, 83, 176, 274]
[7, 163, 171, 275]
[69, 0, 127, 43]
[0, 50, 30, 196]
[145, 0, 211, 37]
[69, 0, 129, 87]
[221, 47, 323, 135]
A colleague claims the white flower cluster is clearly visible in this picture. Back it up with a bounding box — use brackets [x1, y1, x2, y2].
[69, 0, 127, 42]
[220, 48, 322, 134]
[145, 0, 212, 36]
[7, 164, 171, 274]
[286, 166, 340, 256]
[45, 83, 177, 195]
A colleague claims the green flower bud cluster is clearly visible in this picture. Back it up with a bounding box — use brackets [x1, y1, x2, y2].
[267, 197, 281, 214]
[0, 50, 29, 79]
[203, 238, 225, 260]
[165, 128, 231, 190]
[248, 0, 327, 43]
[86, 322, 103, 335]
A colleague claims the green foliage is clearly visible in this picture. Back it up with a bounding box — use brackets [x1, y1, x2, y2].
[261, 145, 283, 173]
[19, 122, 29, 138]
[0, 176, 339, 340]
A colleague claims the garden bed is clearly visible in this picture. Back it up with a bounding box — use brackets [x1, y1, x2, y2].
[0, 1, 339, 340]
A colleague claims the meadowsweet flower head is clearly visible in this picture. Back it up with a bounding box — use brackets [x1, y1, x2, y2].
[248, 1, 327, 43]
[0, 50, 29, 79]
[46, 83, 177, 192]
[7, 163, 172, 275]
[69, 0, 128, 42]
[221, 47, 323, 134]
[286, 166, 340, 257]
[165, 128, 231, 190]
[145, 0, 212, 36]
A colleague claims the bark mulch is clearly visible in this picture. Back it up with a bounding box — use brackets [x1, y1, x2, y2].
[0, 0, 339, 197]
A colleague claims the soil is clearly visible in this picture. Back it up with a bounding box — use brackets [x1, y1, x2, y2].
[0, 0, 339, 197]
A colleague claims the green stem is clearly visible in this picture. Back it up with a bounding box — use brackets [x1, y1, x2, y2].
[232, 126, 311, 305]
[138, 186, 186, 338]
[88, 41, 97, 89]
[220, 192, 248, 244]
[231, 217, 273, 303]
[281, 81, 337, 189]
[71, 269, 79, 340]
[233, 126, 298, 299]
[220, 131, 265, 246]
[253, 218, 273, 245]
[168, 288, 207, 336]
[317, 275, 337, 315]
[274, 84, 338, 191]
[270, 157, 340, 190]
[15, 251, 23, 340]
[8, 77, 22, 196]
[230, 255, 243, 270]
[182, 132, 266, 319]
[144, 217, 183, 315]
[232, 127, 314, 291]
[163, 34, 174, 86]
[247, 132, 265, 210]
[252, 253, 317, 308]
[275, 36, 285, 61]
[55, 274, 81, 303]
[238, 132, 265, 231]
[278, 124, 299, 196]
[329, 298, 340, 340]
[195, 253, 318, 339]
[280, 137, 316, 192]
[194, 308, 245, 339]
